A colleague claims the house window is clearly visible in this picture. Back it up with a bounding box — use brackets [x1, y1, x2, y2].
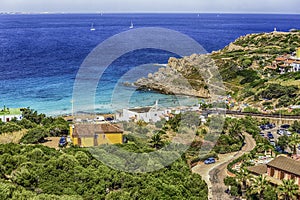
[280, 171, 285, 180]
[270, 168, 275, 177]
[291, 174, 295, 181]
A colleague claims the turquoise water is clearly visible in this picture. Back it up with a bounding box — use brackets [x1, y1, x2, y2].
[0, 13, 299, 115]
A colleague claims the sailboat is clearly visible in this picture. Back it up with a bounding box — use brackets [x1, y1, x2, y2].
[90, 23, 96, 31]
[129, 21, 134, 29]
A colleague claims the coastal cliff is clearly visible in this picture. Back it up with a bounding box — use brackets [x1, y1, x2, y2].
[134, 31, 300, 108]
[134, 54, 216, 98]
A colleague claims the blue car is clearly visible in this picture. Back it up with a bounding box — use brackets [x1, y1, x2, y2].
[204, 157, 216, 164]
[267, 133, 274, 139]
[59, 136, 67, 147]
[281, 124, 290, 129]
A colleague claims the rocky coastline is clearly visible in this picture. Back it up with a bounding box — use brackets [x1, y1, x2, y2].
[134, 54, 224, 98]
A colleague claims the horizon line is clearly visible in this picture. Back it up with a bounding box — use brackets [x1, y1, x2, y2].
[1, 11, 300, 15]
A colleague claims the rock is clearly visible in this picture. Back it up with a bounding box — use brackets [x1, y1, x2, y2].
[134, 54, 216, 98]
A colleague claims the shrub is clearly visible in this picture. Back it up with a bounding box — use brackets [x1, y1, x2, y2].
[20, 127, 48, 144]
[0, 122, 22, 134]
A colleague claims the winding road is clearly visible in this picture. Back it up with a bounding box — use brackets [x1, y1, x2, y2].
[192, 133, 256, 200]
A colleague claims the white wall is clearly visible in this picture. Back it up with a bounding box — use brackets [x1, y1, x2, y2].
[0, 115, 22, 123]
[116, 109, 168, 123]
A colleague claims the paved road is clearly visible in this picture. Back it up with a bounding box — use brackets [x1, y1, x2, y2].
[192, 133, 256, 200]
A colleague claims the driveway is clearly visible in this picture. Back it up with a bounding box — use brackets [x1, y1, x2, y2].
[192, 133, 256, 200]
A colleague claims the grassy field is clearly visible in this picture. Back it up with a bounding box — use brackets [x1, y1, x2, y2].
[0, 129, 27, 144]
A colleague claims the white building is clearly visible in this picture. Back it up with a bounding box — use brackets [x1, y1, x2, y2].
[116, 106, 169, 123]
[0, 107, 23, 123]
[291, 61, 300, 72]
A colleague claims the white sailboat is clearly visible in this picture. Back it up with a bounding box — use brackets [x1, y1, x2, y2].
[90, 23, 96, 31]
[129, 21, 134, 29]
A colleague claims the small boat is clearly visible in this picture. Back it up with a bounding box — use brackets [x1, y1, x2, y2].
[129, 21, 134, 29]
[90, 23, 96, 31]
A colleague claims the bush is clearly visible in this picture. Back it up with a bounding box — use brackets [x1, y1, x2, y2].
[20, 127, 48, 144]
[238, 69, 260, 85]
[243, 107, 260, 114]
[242, 59, 252, 67]
[0, 143, 208, 200]
[16, 118, 36, 129]
[260, 84, 298, 99]
[0, 122, 22, 134]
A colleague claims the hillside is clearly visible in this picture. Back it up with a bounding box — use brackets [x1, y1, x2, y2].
[135, 31, 300, 112]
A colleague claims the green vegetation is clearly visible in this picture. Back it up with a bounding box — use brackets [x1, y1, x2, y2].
[209, 32, 300, 108]
[224, 174, 299, 200]
[0, 109, 210, 199]
[213, 118, 244, 154]
[259, 84, 298, 100]
[0, 143, 208, 200]
[0, 108, 70, 144]
[225, 119, 300, 199]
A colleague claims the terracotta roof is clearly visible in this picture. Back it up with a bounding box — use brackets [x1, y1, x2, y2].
[267, 156, 300, 176]
[279, 64, 289, 68]
[247, 164, 267, 175]
[276, 57, 287, 61]
[286, 59, 295, 64]
[72, 123, 123, 137]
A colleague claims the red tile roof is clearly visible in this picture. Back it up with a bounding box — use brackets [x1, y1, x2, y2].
[267, 156, 300, 176]
[276, 57, 287, 62]
[72, 123, 123, 137]
[248, 164, 267, 175]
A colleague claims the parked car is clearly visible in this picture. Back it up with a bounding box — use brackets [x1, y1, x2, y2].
[275, 146, 288, 154]
[277, 129, 285, 135]
[204, 157, 216, 164]
[58, 136, 67, 147]
[285, 131, 291, 136]
[281, 124, 290, 129]
[270, 141, 276, 147]
[267, 133, 274, 139]
[260, 125, 266, 130]
[268, 123, 276, 129]
[260, 123, 275, 130]
[259, 132, 265, 137]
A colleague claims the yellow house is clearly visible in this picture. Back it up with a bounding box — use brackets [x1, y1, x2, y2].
[297, 47, 300, 59]
[70, 123, 123, 147]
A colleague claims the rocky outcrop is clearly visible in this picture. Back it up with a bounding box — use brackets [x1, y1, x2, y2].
[134, 54, 224, 98]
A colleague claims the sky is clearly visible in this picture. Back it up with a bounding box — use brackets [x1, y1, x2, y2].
[1, 0, 300, 14]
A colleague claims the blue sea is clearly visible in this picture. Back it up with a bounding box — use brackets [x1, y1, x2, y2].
[0, 13, 299, 115]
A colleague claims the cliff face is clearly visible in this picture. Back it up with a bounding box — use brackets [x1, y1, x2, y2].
[134, 54, 223, 98]
[134, 31, 300, 102]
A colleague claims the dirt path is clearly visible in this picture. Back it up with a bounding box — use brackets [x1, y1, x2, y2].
[40, 137, 61, 150]
[192, 133, 256, 200]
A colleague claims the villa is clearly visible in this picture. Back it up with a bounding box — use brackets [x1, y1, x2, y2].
[116, 101, 177, 123]
[248, 156, 300, 187]
[70, 123, 124, 147]
[266, 156, 300, 186]
[266, 47, 300, 74]
[0, 106, 23, 122]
